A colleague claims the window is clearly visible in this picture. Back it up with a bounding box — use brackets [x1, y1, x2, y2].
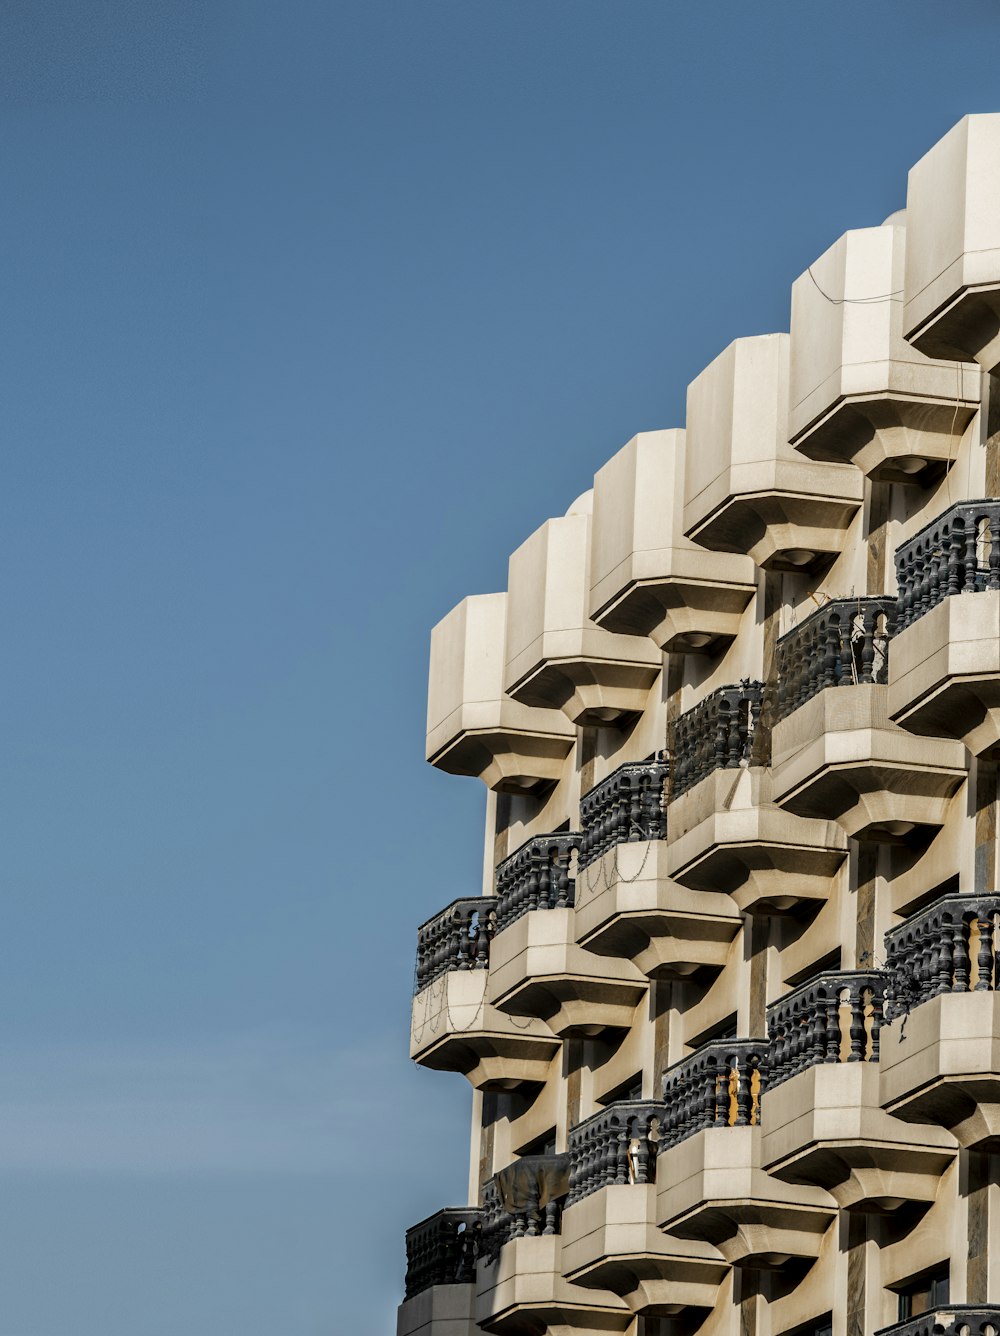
[896, 1266, 949, 1319]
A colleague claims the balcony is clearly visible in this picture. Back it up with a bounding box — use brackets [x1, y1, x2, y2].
[477, 1164, 630, 1334]
[683, 334, 863, 572]
[411, 897, 560, 1090]
[426, 593, 575, 794]
[903, 112, 1000, 369]
[575, 758, 740, 979]
[504, 499, 662, 727]
[771, 598, 967, 841]
[889, 500, 1000, 755]
[656, 1039, 835, 1267]
[589, 429, 756, 653]
[880, 893, 1000, 1149]
[667, 683, 847, 914]
[560, 1101, 728, 1316]
[397, 1207, 482, 1336]
[488, 833, 647, 1036]
[789, 221, 978, 483]
[761, 971, 954, 1209]
[877, 1311, 1000, 1336]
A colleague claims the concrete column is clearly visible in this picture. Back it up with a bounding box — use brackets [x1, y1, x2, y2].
[866, 480, 890, 595]
[651, 979, 673, 1096]
[750, 571, 782, 769]
[986, 371, 1000, 496]
[974, 757, 998, 895]
[845, 1212, 878, 1336]
[854, 843, 879, 969]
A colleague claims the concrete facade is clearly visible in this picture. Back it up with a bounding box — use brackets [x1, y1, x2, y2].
[401, 115, 1000, 1336]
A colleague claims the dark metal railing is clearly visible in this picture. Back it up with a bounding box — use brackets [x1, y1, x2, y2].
[659, 1039, 767, 1150]
[895, 499, 1000, 631]
[579, 759, 669, 869]
[776, 597, 895, 721]
[884, 893, 1000, 1017]
[670, 681, 764, 799]
[403, 1207, 482, 1298]
[495, 833, 580, 931]
[766, 970, 885, 1088]
[481, 1163, 566, 1255]
[566, 1100, 664, 1205]
[415, 897, 497, 994]
[876, 1308, 1000, 1336]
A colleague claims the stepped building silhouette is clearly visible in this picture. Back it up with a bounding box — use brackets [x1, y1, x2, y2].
[398, 114, 1000, 1336]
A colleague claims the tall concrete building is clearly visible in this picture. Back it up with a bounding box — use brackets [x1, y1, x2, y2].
[398, 114, 1000, 1336]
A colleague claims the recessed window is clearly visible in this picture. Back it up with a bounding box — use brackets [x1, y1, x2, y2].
[896, 1266, 949, 1319]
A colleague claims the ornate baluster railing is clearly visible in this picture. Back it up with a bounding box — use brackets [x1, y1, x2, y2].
[876, 1308, 1000, 1336]
[775, 597, 895, 722]
[414, 897, 498, 993]
[671, 681, 764, 798]
[766, 970, 885, 1088]
[659, 1039, 767, 1150]
[895, 499, 1000, 631]
[480, 1155, 569, 1257]
[403, 1207, 483, 1298]
[495, 833, 581, 931]
[566, 1099, 665, 1205]
[579, 758, 669, 869]
[884, 893, 1000, 1018]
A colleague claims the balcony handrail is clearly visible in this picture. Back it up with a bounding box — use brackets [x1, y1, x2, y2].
[414, 896, 498, 994]
[884, 891, 1000, 1017]
[670, 681, 764, 799]
[480, 1154, 568, 1256]
[494, 832, 580, 931]
[403, 1206, 483, 1298]
[659, 1038, 767, 1149]
[895, 497, 1000, 631]
[775, 596, 895, 722]
[766, 969, 885, 1088]
[875, 1307, 1000, 1336]
[566, 1098, 665, 1205]
[579, 758, 669, 869]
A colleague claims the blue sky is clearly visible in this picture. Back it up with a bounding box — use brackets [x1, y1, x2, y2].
[0, 2, 998, 1332]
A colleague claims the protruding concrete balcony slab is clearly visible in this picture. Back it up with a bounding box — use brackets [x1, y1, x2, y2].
[772, 598, 967, 841]
[903, 113, 1000, 369]
[877, 1309, 1000, 1336]
[397, 1207, 482, 1336]
[667, 683, 847, 914]
[505, 498, 662, 727]
[656, 1041, 835, 1266]
[589, 429, 757, 654]
[411, 898, 559, 1090]
[478, 1171, 630, 1335]
[880, 893, 1000, 1149]
[561, 1102, 727, 1316]
[427, 593, 575, 794]
[683, 334, 863, 572]
[488, 833, 647, 1036]
[575, 759, 737, 981]
[789, 222, 979, 483]
[761, 971, 954, 1210]
[889, 501, 1000, 755]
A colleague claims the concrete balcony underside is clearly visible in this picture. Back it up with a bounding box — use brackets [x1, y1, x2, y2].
[686, 487, 863, 573]
[397, 1284, 479, 1336]
[656, 1126, 835, 1268]
[591, 552, 756, 654]
[772, 685, 967, 840]
[506, 654, 661, 728]
[561, 1185, 727, 1316]
[574, 842, 741, 980]
[889, 591, 1000, 756]
[880, 992, 1000, 1150]
[760, 1063, 955, 1210]
[476, 1237, 631, 1335]
[429, 724, 575, 795]
[666, 769, 847, 914]
[411, 971, 560, 1090]
[487, 909, 647, 1037]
